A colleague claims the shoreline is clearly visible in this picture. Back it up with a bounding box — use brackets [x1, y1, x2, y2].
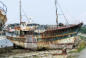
[0, 48, 68, 58]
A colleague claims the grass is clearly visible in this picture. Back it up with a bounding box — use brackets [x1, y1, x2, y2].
[77, 40, 86, 52]
[68, 36, 86, 58]
[79, 36, 86, 40]
[75, 35, 86, 52]
[69, 36, 86, 53]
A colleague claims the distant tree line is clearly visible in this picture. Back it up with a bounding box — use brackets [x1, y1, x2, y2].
[80, 25, 86, 34]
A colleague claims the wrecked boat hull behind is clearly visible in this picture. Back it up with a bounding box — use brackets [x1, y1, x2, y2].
[6, 23, 82, 49]
[7, 36, 77, 50]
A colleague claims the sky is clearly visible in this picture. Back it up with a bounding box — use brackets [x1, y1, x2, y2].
[1, 0, 86, 25]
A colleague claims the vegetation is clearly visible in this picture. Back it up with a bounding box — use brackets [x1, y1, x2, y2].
[80, 25, 86, 34]
[69, 41, 86, 53]
[77, 40, 86, 52]
[77, 36, 86, 52]
[69, 36, 86, 53]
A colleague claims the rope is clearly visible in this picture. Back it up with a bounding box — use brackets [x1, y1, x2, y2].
[21, 7, 30, 22]
[57, 2, 69, 25]
[0, 1, 7, 14]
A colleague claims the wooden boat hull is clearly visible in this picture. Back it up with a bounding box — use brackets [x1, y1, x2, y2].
[0, 10, 7, 26]
[7, 36, 77, 50]
[0, 1, 7, 30]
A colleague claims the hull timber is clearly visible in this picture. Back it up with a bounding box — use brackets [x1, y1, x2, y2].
[0, 10, 7, 26]
[6, 23, 83, 50]
[0, 1, 7, 30]
[7, 36, 77, 50]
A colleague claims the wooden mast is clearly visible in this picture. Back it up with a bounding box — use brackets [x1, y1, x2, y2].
[19, 0, 22, 24]
[55, 0, 58, 26]
[19, 0, 22, 36]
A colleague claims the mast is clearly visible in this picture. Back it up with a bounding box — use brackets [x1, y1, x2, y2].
[55, 0, 58, 25]
[19, 0, 22, 24]
[19, 0, 22, 36]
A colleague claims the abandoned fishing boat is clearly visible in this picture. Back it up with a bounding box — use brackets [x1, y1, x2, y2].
[6, 0, 83, 50]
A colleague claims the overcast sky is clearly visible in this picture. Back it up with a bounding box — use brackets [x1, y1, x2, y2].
[1, 0, 86, 25]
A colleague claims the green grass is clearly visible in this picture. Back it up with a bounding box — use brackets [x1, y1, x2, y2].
[77, 41, 86, 52]
[69, 36, 86, 53]
[79, 36, 86, 40]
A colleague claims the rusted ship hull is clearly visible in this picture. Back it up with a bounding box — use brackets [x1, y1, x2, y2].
[7, 36, 77, 50]
[6, 23, 83, 50]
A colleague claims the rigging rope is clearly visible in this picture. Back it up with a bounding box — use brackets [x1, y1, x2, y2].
[55, 0, 69, 25]
[58, 2, 69, 25]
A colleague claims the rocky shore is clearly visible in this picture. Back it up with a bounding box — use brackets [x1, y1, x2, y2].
[0, 47, 67, 58]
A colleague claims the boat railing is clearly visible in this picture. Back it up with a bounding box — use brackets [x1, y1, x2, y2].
[0, 1, 7, 14]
